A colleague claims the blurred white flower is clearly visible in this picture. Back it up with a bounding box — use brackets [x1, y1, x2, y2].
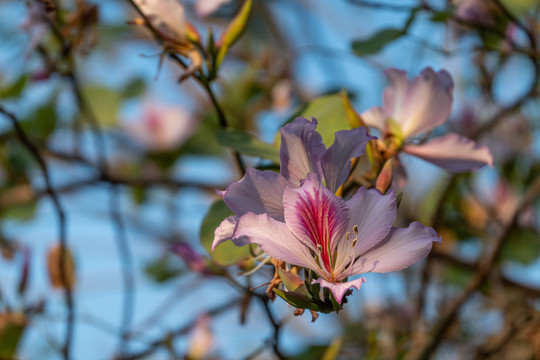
[195, 0, 233, 17]
[187, 314, 213, 359]
[124, 102, 197, 152]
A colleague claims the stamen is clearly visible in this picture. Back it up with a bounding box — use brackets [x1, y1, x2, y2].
[353, 225, 358, 235]
[345, 232, 351, 241]
[316, 244, 323, 253]
[352, 237, 358, 247]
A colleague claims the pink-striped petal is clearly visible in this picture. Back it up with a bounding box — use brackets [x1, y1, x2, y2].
[283, 174, 349, 273]
[347, 222, 440, 275]
[221, 168, 288, 220]
[312, 277, 366, 304]
[320, 127, 375, 193]
[234, 212, 322, 272]
[402, 133, 493, 173]
[279, 117, 325, 187]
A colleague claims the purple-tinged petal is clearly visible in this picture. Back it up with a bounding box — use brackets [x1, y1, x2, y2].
[312, 277, 366, 304]
[283, 174, 349, 272]
[383, 69, 410, 123]
[360, 106, 387, 131]
[234, 212, 323, 273]
[338, 188, 397, 264]
[212, 216, 248, 251]
[280, 117, 325, 186]
[402, 133, 493, 173]
[347, 222, 440, 275]
[382, 68, 454, 138]
[221, 168, 288, 220]
[398, 68, 454, 138]
[321, 127, 376, 193]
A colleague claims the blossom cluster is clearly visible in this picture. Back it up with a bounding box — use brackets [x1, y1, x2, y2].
[211, 67, 493, 310]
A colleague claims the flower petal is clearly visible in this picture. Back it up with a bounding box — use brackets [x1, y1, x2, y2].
[279, 117, 325, 187]
[385, 68, 454, 138]
[360, 106, 387, 131]
[348, 222, 440, 275]
[320, 127, 375, 193]
[402, 133, 493, 173]
[234, 212, 323, 273]
[312, 277, 366, 304]
[221, 168, 288, 220]
[346, 187, 397, 251]
[212, 216, 249, 251]
[283, 174, 349, 272]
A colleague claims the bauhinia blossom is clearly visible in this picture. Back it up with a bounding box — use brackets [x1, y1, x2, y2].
[123, 102, 197, 152]
[361, 67, 493, 173]
[213, 117, 440, 304]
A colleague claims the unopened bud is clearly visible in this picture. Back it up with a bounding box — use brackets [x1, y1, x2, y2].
[376, 158, 393, 194]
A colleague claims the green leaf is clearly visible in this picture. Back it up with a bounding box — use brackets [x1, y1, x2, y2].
[430, 11, 454, 22]
[121, 78, 146, 99]
[22, 103, 57, 139]
[200, 199, 251, 266]
[0, 75, 27, 99]
[294, 93, 350, 147]
[0, 313, 26, 359]
[144, 254, 183, 283]
[352, 28, 405, 55]
[216, 128, 280, 163]
[82, 85, 122, 127]
[215, 0, 253, 68]
[501, 227, 540, 265]
[273, 288, 320, 311]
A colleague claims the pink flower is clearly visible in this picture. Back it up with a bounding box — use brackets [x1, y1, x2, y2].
[213, 117, 440, 304]
[361, 68, 493, 173]
[123, 102, 197, 152]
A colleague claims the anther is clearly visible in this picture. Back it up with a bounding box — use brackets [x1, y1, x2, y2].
[352, 238, 358, 247]
[316, 244, 323, 253]
[353, 225, 358, 235]
[345, 232, 351, 241]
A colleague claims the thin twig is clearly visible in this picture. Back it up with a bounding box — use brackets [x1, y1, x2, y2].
[407, 176, 540, 360]
[0, 105, 75, 360]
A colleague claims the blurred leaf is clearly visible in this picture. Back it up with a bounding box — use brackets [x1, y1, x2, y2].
[181, 113, 224, 156]
[351, 8, 417, 55]
[47, 244, 76, 290]
[276, 93, 349, 148]
[22, 103, 57, 139]
[322, 337, 343, 360]
[0, 75, 27, 99]
[144, 254, 183, 283]
[442, 262, 472, 288]
[500, 0, 537, 15]
[352, 28, 405, 55]
[430, 11, 454, 22]
[82, 85, 122, 127]
[501, 227, 540, 265]
[121, 78, 146, 99]
[1, 201, 38, 222]
[200, 199, 250, 266]
[216, 0, 253, 68]
[290, 346, 327, 360]
[0, 312, 26, 359]
[216, 128, 279, 163]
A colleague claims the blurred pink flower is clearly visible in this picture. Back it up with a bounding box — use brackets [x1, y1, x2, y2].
[361, 68, 493, 173]
[170, 243, 211, 275]
[133, 0, 186, 45]
[195, 0, 233, 17]
[213, 117, 439, 303]
[124, 102, 197, 152]
[187, 314, 213, 359]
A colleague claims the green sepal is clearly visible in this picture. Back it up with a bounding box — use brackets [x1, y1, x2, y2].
[278, 269, 311, 299]
[273, 288, 320, 312]
[215, 0, 252, 68]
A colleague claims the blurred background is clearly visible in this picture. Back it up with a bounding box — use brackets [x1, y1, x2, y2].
[0, 0, 539, 359]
